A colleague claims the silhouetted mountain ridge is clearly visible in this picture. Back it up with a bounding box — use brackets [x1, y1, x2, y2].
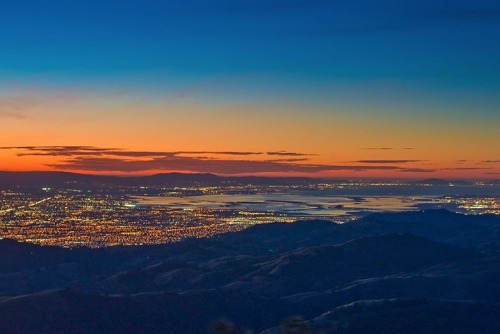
[0, 210, 499, 333]
[0, 171, 314, 188]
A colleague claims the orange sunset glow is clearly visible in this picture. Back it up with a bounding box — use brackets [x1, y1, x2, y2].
[1, 91, 498, 180]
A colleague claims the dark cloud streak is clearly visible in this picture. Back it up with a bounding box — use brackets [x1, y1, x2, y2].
[359, 147, 394, 150]
[1, 145, 458, 175]
[358, 147, 415, 151]
[46, 156, 402, 174]
[266, 151, 315, 157]
[440, 167, 493, 171]
[398, 168, 435, 173]
[355, 159, 422, 164]
[1, 146, 264, 158]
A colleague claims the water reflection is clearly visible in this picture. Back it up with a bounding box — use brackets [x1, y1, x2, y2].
[132, 186, 500, 220]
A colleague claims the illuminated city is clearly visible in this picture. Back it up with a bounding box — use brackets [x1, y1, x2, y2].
[1, 180, 498, 247]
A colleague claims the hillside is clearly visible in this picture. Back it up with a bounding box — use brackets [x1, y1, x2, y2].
[0, 210, 499, 333]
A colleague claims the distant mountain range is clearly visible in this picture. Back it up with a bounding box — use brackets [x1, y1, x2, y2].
[0, 171, 316, 188]
[0, 210, 499, 333]
[0, 171, 491, 189]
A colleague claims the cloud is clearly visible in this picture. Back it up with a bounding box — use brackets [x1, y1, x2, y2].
[398, 168, 436, 173]
[358, 147, 415, 151]
[454, 160, 500, 166]
[45, 156, 403, 174]
[200, 151, 262, 156]
[0, 146, 406, 174]
[0, 111, 27, 119]
[355, 159, 422, 164]
[266, 151, 315, 157]
[359, 147, 394, 150]
[440, 167, 493, 171]
[264, 158, 310, 163]
[13, 146, 131, 157]
[0, 146, 263, 158]
[0, 145, 442, 175]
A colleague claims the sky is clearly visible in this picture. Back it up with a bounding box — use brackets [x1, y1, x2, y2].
[0, 0, 499, 179]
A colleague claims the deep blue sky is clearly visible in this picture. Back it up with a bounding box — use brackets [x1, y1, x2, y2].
[2, 0, 499, 91]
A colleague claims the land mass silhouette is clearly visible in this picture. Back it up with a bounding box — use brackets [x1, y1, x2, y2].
[0, 210, 499, 333]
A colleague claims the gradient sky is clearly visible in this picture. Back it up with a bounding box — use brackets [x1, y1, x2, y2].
[1, 0, 499, 178]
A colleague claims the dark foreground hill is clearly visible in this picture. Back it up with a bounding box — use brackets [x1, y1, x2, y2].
[261, 299, 500, 334]
[0, 210, 500, 333]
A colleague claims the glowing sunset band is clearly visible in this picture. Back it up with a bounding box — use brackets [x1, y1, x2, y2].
[0, 146, 498, 179]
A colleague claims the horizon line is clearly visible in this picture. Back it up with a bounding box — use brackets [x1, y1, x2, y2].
[0, 170, 497, 182]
